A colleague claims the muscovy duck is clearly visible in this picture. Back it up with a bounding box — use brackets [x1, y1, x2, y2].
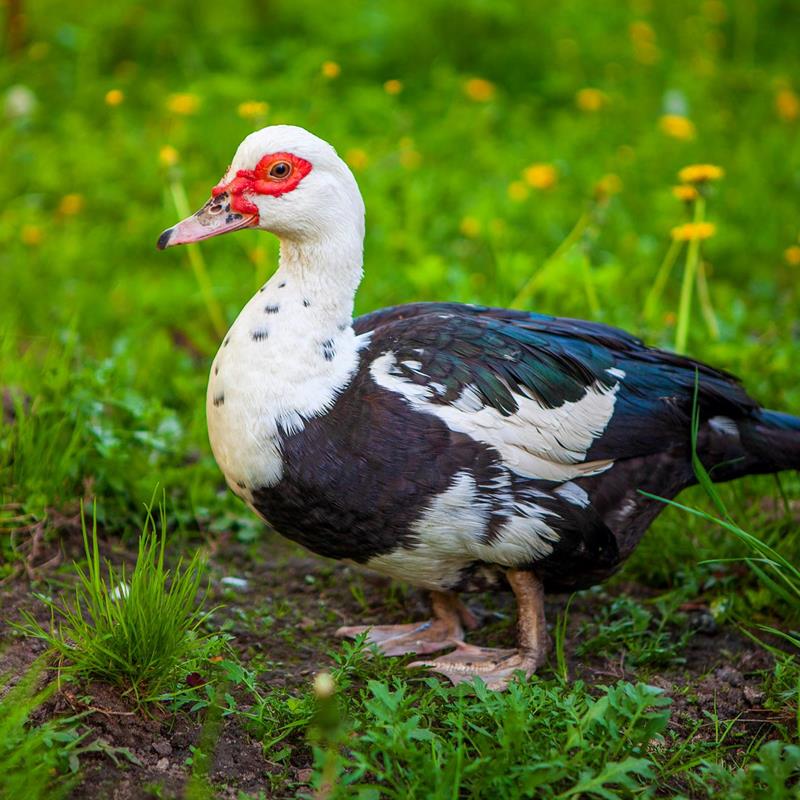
[158, 126, 800, 689]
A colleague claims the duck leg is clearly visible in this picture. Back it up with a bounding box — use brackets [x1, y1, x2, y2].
[410, 569, 550, 690]
[335, 591, 478, 657]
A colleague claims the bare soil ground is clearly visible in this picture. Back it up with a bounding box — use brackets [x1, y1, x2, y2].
[0, 528, 788, 799]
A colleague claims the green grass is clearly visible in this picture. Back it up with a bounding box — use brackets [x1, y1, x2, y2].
[19, 497, 223, 704]
[576, 594, 693, 669]
[2, 0, 800, 545]
[2, 0, 800, 795]
[0, 661, 80, 800]
[188, 639, 799, 798]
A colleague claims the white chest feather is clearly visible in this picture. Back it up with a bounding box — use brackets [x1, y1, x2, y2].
[206, 275, 360, 494]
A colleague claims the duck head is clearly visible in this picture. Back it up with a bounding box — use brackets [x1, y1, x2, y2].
[157, 125, 364, 249]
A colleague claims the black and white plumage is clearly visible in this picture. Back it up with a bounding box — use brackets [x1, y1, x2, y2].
[158, 126, 800, 688]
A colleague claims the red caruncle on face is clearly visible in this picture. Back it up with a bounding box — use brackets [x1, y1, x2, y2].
[212, 151, 313, 219]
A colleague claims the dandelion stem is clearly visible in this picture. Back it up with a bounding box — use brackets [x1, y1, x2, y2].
[675, 196, 705, 353]
[169, 180, 227, 338]
[643, 237, 683, 321]
[696, 259, 720, 340]
[510, 210, 591, 309]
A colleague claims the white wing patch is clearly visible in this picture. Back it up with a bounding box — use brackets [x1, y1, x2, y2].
[366, 471, 561, 590]
[370, 352, 622, 481]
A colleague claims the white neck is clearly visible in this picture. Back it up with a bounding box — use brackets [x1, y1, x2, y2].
[206, 223, 368, 493]
[275, 229, 364, 332]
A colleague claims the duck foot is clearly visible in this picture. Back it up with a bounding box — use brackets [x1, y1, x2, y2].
[412, 568, 551, 691]
[409, 642, 545, 690]
[335, 591, 477, 656]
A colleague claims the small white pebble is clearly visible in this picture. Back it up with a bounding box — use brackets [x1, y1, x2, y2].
[110, 583, 130, 601]
[221, 576, 250, 591]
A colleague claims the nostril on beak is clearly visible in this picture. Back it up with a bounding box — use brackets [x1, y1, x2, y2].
[157, 228, 174, 250]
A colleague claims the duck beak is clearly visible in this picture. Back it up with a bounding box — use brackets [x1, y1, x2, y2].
[156, 192, 257, 250]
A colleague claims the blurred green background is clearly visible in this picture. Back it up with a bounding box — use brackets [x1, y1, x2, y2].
[2, 0, 799, 539]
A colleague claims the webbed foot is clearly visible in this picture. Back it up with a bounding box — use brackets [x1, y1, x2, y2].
[335, 591, 477, 656]
[409, 642, 546, 690]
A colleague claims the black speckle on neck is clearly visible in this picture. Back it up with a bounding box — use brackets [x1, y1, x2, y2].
[252, 328, 269, 341]
[278, 281, 287, 289]
[321, 339, 336, 361]
[224, 337, 230, 347]
[264, 304, 280, 314]
[213, 392, 225, 407]
[214, 364, 219, 376]
[303, 299, 311, 308]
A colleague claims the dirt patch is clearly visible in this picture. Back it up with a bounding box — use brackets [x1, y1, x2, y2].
[0, 528, 788, 799]
[46, 683, 272, 800]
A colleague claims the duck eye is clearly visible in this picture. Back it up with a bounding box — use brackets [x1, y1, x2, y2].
[269, 161, 292, 179]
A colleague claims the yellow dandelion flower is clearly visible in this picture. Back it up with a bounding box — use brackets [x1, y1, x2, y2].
[464, 78, 495, 102]
[703, 0, 727, 23]
[345, 148, 368, 171]
[672, 184, 699, 202]
[159, 145, 179, 167]
[400, 149, 421, 170]
[785, 245, 800, 266]
[58, 193, 84, 216]
[703, 0, 728, 24]
[629, 21, 660, 64]
[460, 217, 481, 238]
[595, 173, 623, 199]
[508, 181, 530, 202]
[21, 225, 42, 246]
[671, 222, 716, 241]
[523, 163, 558, 190]
[678, 164, 724, 184]
[166, 93, 200, 115]
[629, 20, 655, 44]
[29, 42, 50, 60]
[105, 88, 124, 106]
[776, 89, 799, 122]
[576, 88, 607, 112]
[384, 79, 403, 95]
[659, 114, 696, 140]
[321, 61, 341, 79]
[237, 100, 269, 120]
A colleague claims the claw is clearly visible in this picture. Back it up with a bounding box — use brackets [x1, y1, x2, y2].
[409, 643, 545, 690]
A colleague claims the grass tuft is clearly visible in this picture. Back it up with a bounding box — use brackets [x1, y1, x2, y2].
[19, 495, 219, 704]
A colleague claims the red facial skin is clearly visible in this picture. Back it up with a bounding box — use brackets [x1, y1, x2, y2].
[212, 152, 313, 220]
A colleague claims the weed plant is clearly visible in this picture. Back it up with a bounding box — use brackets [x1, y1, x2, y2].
[20, 498, 221, 704]
[192, 638, 800, 798]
